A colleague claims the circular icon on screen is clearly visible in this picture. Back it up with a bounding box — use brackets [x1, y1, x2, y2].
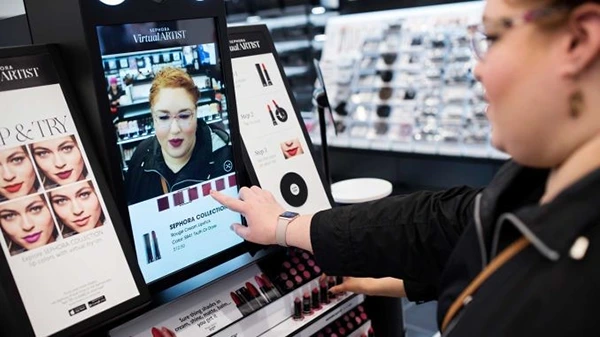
[224, 160, 233, 172]
[280, 172, 308, 207]
[275, 108, 288, 123]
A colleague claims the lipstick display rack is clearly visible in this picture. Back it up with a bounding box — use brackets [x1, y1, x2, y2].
[309, 1, 510, 160]
[110, 248, 365, 337]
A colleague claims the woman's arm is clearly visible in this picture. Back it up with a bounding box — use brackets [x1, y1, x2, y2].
[211, 185, 481, 285]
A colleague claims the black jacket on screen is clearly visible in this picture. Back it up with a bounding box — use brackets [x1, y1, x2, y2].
[311, 161, 600, 336]
[125, 120, 232, 205]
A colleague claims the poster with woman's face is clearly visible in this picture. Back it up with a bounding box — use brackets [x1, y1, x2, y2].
[29, 135, 89, 189]
[0, 52, 140, 337]
[0, 145, 41, 202]
[0, 193, 59, 255]
[48, 180, 105, 238]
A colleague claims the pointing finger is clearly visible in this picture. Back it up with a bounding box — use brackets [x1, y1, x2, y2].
[211, 190, 247, 214]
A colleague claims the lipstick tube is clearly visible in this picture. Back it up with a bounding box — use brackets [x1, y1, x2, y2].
[231, 292, 252, 316]
[311, 288, 321, 310]
[267, 105, 277, 126]
[320, 280, 330, 304]
[368, 327, 375, 337]
[260, 273, 282, 299]
[293, 297, 303, 320]
[256, 63, 267, 87]
[246, 282, 268, 307]
[302, 270, 311, 282]
[151, 231, 161, 261]
[302, 292, 312, 315]
[328, 277, 337, 299]
[236, 288, 258, 311]
[143, 233, 153, 264]
[262, 63, 272, 86]
[255, 276, 274, 302]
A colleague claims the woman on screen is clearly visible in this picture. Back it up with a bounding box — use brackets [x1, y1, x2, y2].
[0, 194, 58, 256]
[0, 146, 40, 202]
[49, 180, 104, 237]
[30, 135, 88, 189]
[125, 67, 232, 205]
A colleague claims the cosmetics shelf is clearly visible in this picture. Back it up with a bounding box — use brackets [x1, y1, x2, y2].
[261, 293, 365, 337]
[308, 2, 511, 161]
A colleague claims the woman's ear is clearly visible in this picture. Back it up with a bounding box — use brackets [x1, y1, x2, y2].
[561, 4, 600, 77]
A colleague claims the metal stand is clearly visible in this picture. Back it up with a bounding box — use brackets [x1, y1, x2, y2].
[312, 87, 332, 194]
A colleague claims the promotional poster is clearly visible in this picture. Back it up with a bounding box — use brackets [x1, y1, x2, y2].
[96, 18, 243, 283]
[0, 53, 140, 337]
[229, 29, 332, 214]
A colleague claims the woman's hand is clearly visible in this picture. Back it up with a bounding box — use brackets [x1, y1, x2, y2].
[211, 186, 284, 245]
[329, 277, 407, 298]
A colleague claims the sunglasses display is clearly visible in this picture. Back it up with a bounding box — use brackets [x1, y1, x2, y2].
[310, 3, 510, 160]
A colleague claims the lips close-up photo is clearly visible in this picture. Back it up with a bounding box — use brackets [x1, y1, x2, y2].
[280, 138, 305, 160]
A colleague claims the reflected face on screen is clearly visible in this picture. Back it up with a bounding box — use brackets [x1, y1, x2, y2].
[50, 181, 103, 233]
[0, 146, 37, 200]
[0, 194, 55, 251]
[31, 136, 85, 186]
[152, 88, 198, 162]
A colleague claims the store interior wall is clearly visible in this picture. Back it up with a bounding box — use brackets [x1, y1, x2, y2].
[0, 0, 31, 47]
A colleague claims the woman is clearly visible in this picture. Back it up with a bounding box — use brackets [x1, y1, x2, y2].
[125, 67, 232, 205]
[0, 146, 40, 202]
[49, 180, 104, 237]
[108, 77, 126, 114]
[30, 135, 88, 189]
[0, 194, 58, 256]
[212, 0, 600, 335]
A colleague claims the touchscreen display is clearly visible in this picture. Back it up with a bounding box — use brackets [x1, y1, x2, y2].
[96, 18, 243, 283]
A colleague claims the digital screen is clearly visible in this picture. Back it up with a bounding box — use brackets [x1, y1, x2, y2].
[96, 18, 243, 283]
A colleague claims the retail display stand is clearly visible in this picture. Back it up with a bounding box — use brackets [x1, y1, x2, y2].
[21, 1, 370, 337]
[0, 44, 148, 337]
[228, 24, 335, 214]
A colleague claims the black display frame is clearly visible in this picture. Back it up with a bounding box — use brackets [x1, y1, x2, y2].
[228, 24, 336, 207]
[73, 0, 251, 293]
[0, 43, 150, 337]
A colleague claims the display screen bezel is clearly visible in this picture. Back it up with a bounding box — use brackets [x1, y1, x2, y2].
[79, 0, 251, 293]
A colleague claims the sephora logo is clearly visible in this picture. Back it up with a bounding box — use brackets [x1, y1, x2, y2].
[0, 65, 41, 82]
